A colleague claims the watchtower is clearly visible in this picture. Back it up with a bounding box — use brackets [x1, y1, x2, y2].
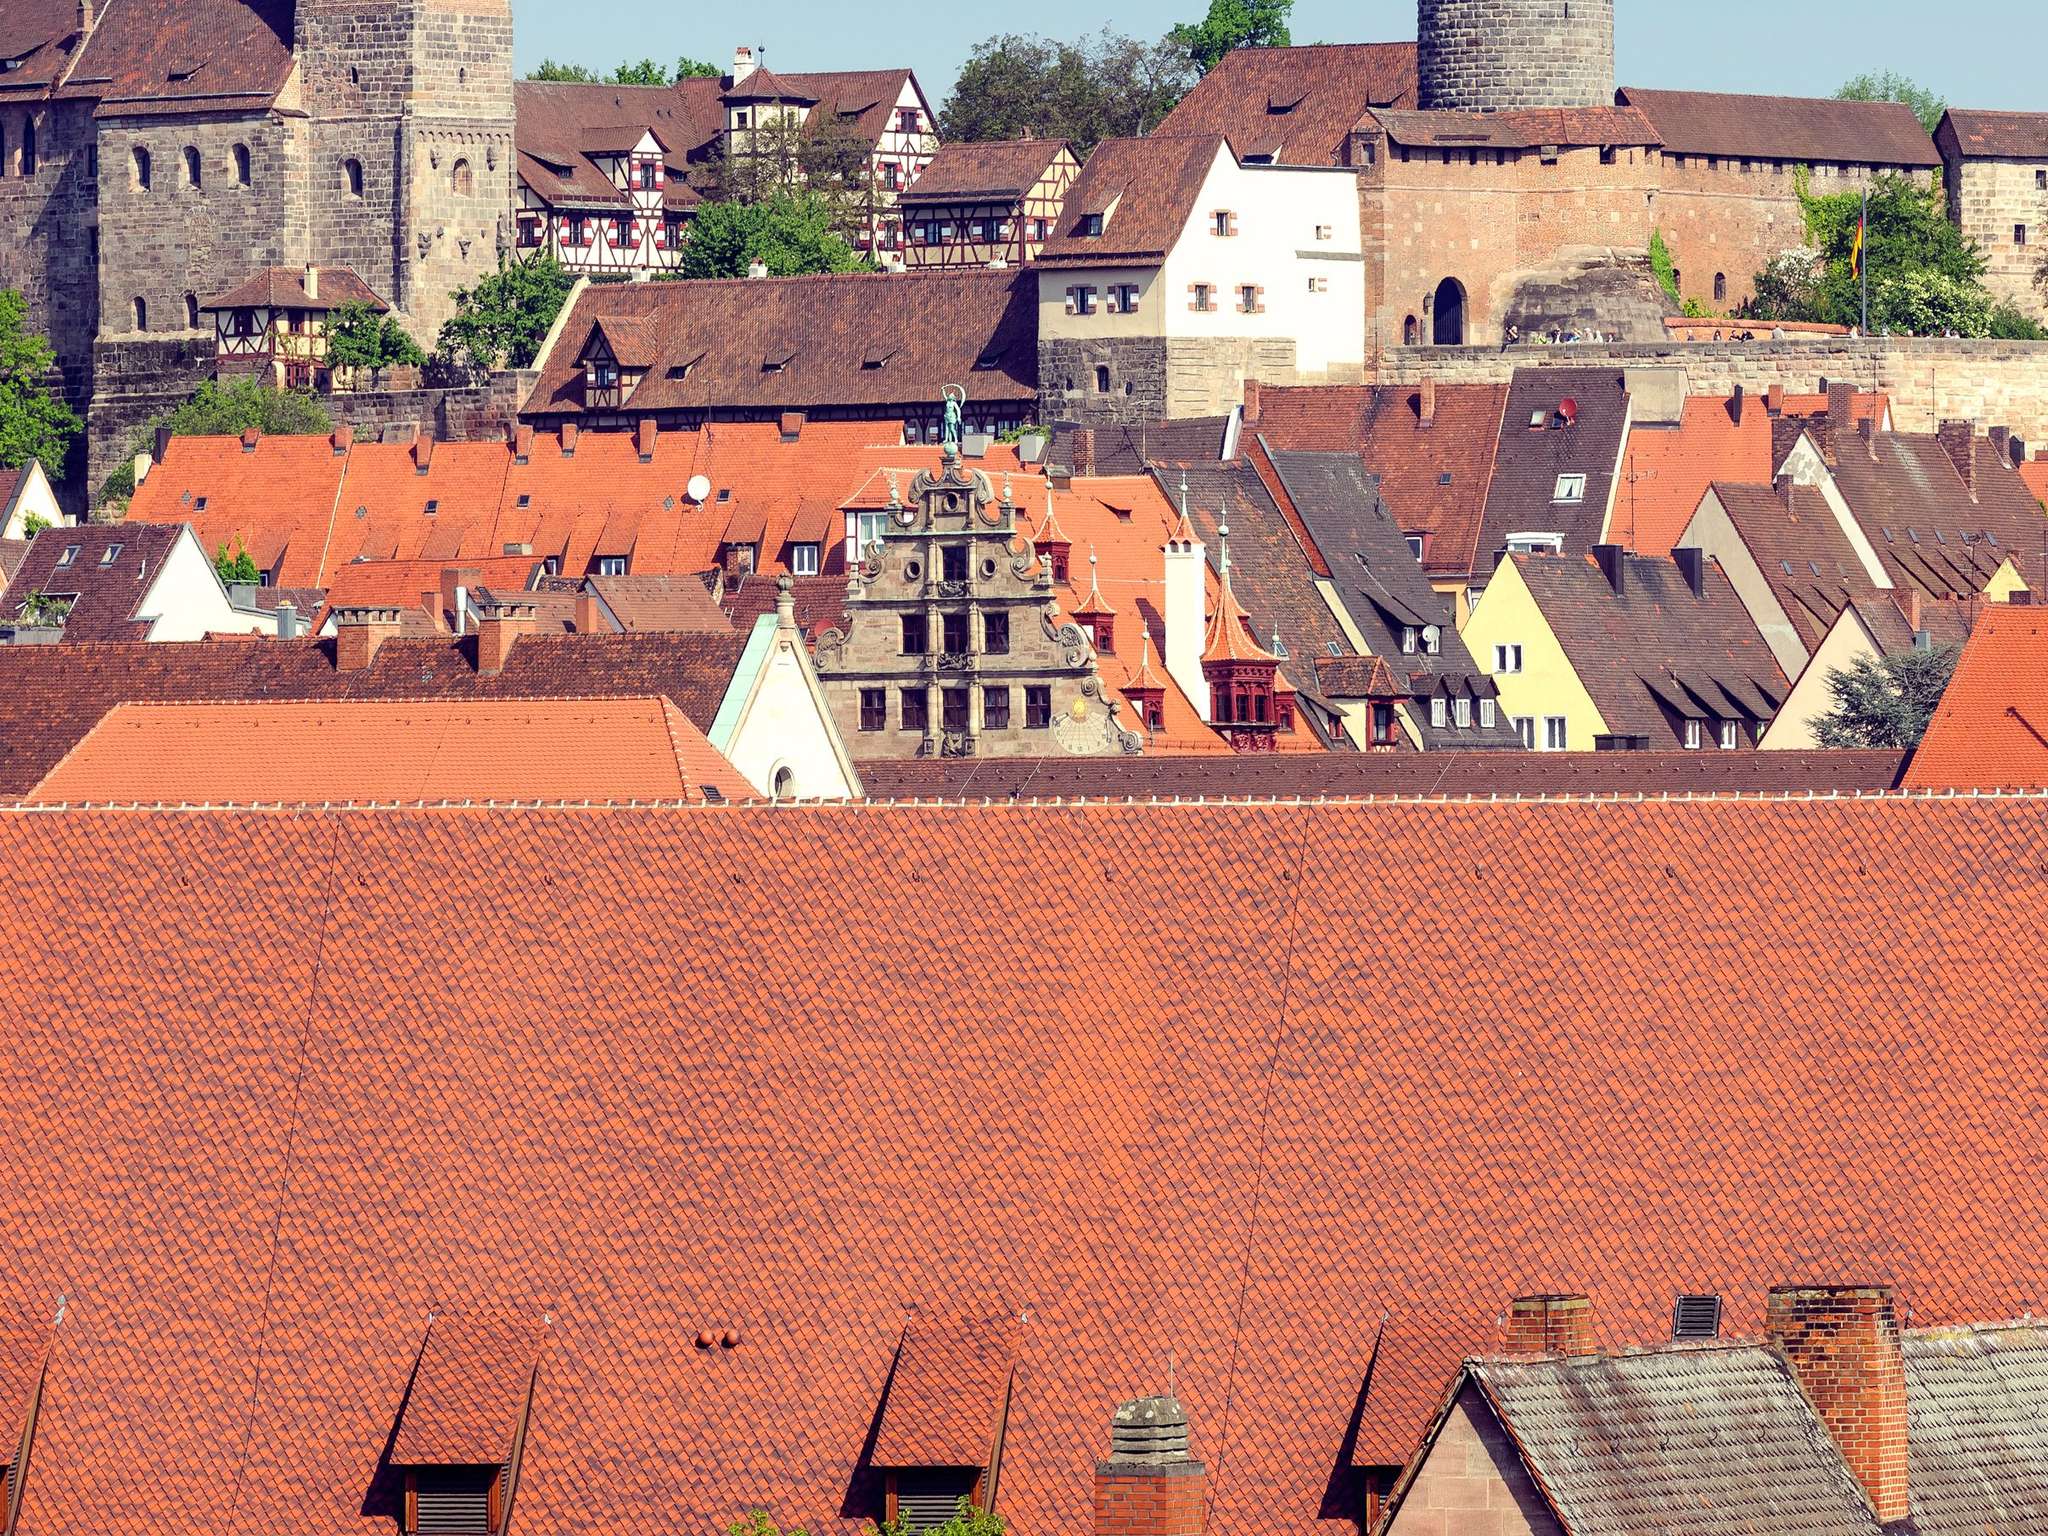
[1416, 0, 1616, 113]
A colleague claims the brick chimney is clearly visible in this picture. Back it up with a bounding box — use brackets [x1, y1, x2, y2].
[1417, 378, 1437, 430]
[1893, 587, 1923, 634]
[1241, 377, 1262, 427]
[330, 424, 353, 456]
[1071, 428, 1096, 478]
[474, 598, 536, 676]
[1766, 383, 1785, 417]
[560, 422, 578, 457]
[1502, 1294, 1597, 1357]
[1730, 383, 1746, 424]
[1937, 420, 1978, 502]
[1767, 1285, 1908, 1523]
[574, 589, 606, 633]
[333, 606, 404, 672]
[512, 424, 534, 462]
[440, 566, 481, 634]
[1592, 543, 1626, 597]
[1094, 1397, 1205, 1536]
[303, 263, 319, 302]
[1989, 425, 2013, 468]
[413, 432, 435, 473]
[636, 417, 658, 462]
[1826, 380, 1855, 441]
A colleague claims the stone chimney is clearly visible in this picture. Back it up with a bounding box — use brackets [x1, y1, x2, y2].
[1767, 1285, 1909, 1523]
[1417, 378, 1437, 430]
[1163, 488, 1208, 721]
[333, 605, 404, 672]
[474, 598, 536, 676]
[1093, 1397, 1205, 1536]
[303, 263, 319, 302]
[1592, 542, 1626, 597]
[1502, 1294, 1597, 1357]
[731, 44, 758, 85]
[1937, 419, 1979, 502]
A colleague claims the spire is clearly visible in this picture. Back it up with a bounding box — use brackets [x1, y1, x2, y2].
[1036, 483, 1070, 547]
[1073, 546, 1115, 616]
[1167, 472, 1198, 548]
[1203, 518, 1279, 665]
[1131, 629, 1164, 689]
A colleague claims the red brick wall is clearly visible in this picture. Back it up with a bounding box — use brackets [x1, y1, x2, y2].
[1094, 1465, 1207, 1536]
[1766, 1284, 1909, 1522]
[1501, 1295, 1596, 1357]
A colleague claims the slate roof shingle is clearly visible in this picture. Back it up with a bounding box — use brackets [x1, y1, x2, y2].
[1474, 368, 1634, 566]
[1618, 88, 1940, 167]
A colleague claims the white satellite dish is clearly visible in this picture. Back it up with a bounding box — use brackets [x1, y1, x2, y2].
[686, 474, 712, 503]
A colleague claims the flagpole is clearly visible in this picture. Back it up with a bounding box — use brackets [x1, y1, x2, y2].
[1859, 183, 1869, 336]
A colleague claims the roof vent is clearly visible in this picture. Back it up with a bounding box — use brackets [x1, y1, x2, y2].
[1672, 1293, 1723, 1340]
[1109, 1396, 1190, 1463]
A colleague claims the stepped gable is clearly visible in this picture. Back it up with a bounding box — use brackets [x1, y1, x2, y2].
[1153, 43, 1419, 164]
[0, 798, 2043, 1535]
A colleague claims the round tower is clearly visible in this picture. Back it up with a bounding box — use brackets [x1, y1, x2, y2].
[1417, 0, 1615, 113]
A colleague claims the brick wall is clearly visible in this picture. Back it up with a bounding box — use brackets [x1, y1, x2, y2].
[1092, 1463, 1205, 1536]
[1767, 1285, 1908, 1523]
[1374, 336, 2048, 441]
[1417, 0, 1614, 112]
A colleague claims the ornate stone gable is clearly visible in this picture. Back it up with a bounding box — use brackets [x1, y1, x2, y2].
[815, 445, 1139, 759]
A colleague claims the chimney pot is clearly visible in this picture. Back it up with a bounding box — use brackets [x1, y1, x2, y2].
[474, 598, 537, 676]
[1592, 543, 1627, 597]
[1503, 1294, 1598, 1357]
[440, 565, 481, 634]
[332, 605, 404, 672]
[1241, 377, 1263, 426]
[274, 600, 299, 640]
[1767, 1285, 1909, 1523]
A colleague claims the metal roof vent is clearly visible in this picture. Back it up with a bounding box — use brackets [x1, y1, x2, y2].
[1672, 1293, 1723, 1340]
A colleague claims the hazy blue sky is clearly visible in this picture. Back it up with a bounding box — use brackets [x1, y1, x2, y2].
[513, 0, 2039, 112]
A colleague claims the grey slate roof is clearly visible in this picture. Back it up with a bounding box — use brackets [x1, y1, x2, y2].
[1475, 368, 1634, 566]
[1463, 1347, 1884, 1536]
[1904, 1323, 2048, 1536]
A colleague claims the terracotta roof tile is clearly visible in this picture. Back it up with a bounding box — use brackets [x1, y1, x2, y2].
[60, 0, 293, 115]
[1154, 44, 1419, 164]
[1618, 88, 1939, 167]
[1038, 137, 1224, 267]
[0, 797, 2041, 1535]
[391, 1311, 548, 1466]
[872, 1314, 1020, 1468]
[1704, 480, 1879, 652]
[26, 697, 754, 806]
[901, 140, 1071, 203]
[200, 266, 387, 313]
[1902, 605, 2048, 790]
[1937, 109, 2048, 160]
[312, 555, 542, 633]
[126, 433, 350, 588]
[1371, 105, 1657, 150]
[589, 574, 731, 633]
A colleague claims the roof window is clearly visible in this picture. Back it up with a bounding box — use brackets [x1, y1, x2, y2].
[99, 543, 122, 566]
[54, 544, 77, 568]
[194, 495, 207, 511]
[389, 1312, 546, 1536]
[517, 494, 531, 508]
[1671, 1293, 1723, 1340]
[424, 499, 439, 515]
[871, 1312, 1021, 1530]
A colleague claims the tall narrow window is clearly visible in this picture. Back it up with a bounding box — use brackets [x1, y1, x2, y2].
[233, 143, 250, 186]
[1713, 271, 1726, 301]
[184, 292, 198, 328]
[451, 158, 472, 195]
[131, 145, 150, 189]
[343, 158, 363, 197]
[20, 118, 34, 177]
[183, 144, 201, 188]
[131, 295, 146, 330]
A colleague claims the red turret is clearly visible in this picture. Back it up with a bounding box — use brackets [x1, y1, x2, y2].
[1071, 546, 1116, 655]
[1123, 630, 1167, 733]
[1201, 520, 1282, 753]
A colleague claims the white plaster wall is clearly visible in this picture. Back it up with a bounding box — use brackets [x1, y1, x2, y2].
[1764, 608, 1878, 751]
[138, 528, 278, 641]
[726, 633, 856, 800]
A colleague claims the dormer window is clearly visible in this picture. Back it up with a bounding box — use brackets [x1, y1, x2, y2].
[1430, 696, 1447, 728]
[871, 1313, 1020, 1531]
[791, 541, 820, 576]
[1401, 625, 1417, 654]
[1078, 213, 1103, 237]
[1422, 624, 1441, 655]
[389, 1313, 545, 1536]
[1552, 473, 1586, 504]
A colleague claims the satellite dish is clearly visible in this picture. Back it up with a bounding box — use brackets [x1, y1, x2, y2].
[686, 474, 712, 503]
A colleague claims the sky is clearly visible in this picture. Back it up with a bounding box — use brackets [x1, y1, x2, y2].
[513, 0, 2041, 113]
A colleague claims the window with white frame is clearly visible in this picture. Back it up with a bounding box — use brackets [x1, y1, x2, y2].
[1401, 626, 1418, 654]
[1719, 719, 1739, 750]
[1430, 696, 1448, 728]
[1552, 473, 1587, 504]
[790, 542, 821, 576]
[1065, 286, 1096, 315]
[1684, 718, 1703, 750]
[1493, 643, 1522, 673]
[1514, 715, 1535, 748]
[1480, 698, 1497, 729]
[1507, 533, 1564, 555]
[595, 555, 627, 577]
[1453, 696, 1471, 728]
[1543, 715, 1567, 751]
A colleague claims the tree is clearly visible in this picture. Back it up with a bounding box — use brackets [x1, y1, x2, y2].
[529, 57, 725, 84]
[527, 60, 599, 82]
[869, 1500, 1007, 1536]
[940, 30, 1192, 151]
[672, 192, 870, 279]
[610, 58, 669, 85]
[435, 254, 577, 373]
[326, 301, 428, 372]
[1836, 71, 1947, 135]
[1168, 0, 1292, 76]
[0, 288, 82, 482]
[1813, 643, 1959, 749]
[675, 57, 720, 79]
[214, 541, 260, 586]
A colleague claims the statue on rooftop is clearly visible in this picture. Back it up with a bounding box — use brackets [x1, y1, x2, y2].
[940, 384, 965, 451]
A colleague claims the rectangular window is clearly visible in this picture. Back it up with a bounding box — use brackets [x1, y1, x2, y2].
[1493, 643, 1523, 674]
[1238, 284, 1261, 313]
[1514, 715, 1535, 748]
[1480, 698, 1497, 729]
[1307, 275, 1327, 293]
[1453, 696, 1471, 729]
[1544, 716, 1567, 751]
[56, 544, 77, 568]
[99, 543, 122, 566]
[790, 542, 820, 576]
[1066, 286, 1096, 315]
[1315, 223, 1332, 240]
[942, 687, 970, 732]
[595, 554, 627, 576]
[942, 612, 970, 653]
[1212, 210, 1231, 236]
[1684, 718, 1703, 750]
[2018, 224, 2030, 247]
[859, 688, 887, 732]
[941, 544, 968, 582]
[1719, 719, 1740, 750]
[1109, 283, 1139, 313]
[1553, 473, 1587, 504]
[1079, 213, 1103, 237]
[1190, 282, 1214, 312]
[856, 511, 887, 551]
[1401, 626, 1417, 654]
[984, 610, 1009, 654]
[2039, 169, 2047, 190]
[983, 685, 1010, 730]
[1025, 685, 1052, 728]
[901, 688, 928, 732]
[1430, 696, 1448, 729]
[901, 614, 928, 655]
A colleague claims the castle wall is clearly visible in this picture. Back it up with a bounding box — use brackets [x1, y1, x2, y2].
[86, 336, 215, 493]
[1416, 0, 1615, 112]
[0, 102, 100, 404]
[1943, 157, 2048, 322]
[1373, 336, 2048, 441]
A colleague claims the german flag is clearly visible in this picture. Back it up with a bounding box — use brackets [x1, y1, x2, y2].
[1851, 211, 1866, 278]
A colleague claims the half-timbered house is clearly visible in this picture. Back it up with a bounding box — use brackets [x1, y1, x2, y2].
[199, 265, 390, 392]
[899, 139, 1081, 269]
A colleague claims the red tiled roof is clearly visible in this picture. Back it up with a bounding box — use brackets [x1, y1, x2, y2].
[1618, 88, 1939, 167]
[900, 140, 1072, 203]
[200, 266, 387, 313]
[2022, 458, 2048, 508]
[3, 522, 186, 640]
[1902, 606, 2048, 790]
[391, 1311, 548, 1466]
[589, 574, 731, 634]
[1937, 109, 2048, 160]
[0, 798, 2044, 1535]
[1370, 105, 1657, 150]
[871, 1313, 1019, 1467]
[1037, 137, 1224, 267]
[59, 0, 294, 115]
[26, 697, 755, 806]
[126, 433, 351, 588]
[1154, 43, 1419, 164]
[312, 555, 543, 633]
[524, 271, 1036, 418]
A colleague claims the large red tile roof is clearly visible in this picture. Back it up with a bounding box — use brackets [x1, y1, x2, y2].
[1618, 88, 1939, 167]
[0, 799, 2044, 1534]
[1153, 43, 1419, 164]
[1902, 605, 2048, 790]
[871, 1314, 1020, 1467]
[58, 0, 294, 115]
[26, 697, 754, 806]
[1037, 137, 1224, 268]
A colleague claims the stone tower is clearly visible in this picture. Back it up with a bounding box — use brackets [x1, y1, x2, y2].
[295, 0, 517, 342]
[1416, 0, 1616, 112]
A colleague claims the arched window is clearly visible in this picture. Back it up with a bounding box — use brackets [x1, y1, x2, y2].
[132, 295, 147, 331]
[451, 157, 472, 195]
[771, 765, 795, 801]
[1713, 271, 1727, 303]
[20, 118, 34, 177]
[1431, 277, 1466, 345]
[343, 157, 363, 197]
[184, 291, 199, 328]
[131, 144, 150, 189]
[1402, 314, 1419, 346]
[182, 144, 201, 188]
[233, 143, 250, 186]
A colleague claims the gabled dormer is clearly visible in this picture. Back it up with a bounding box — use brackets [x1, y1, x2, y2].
[389, 1311, 547, 1536]
[870, 1312, 1021, 1528]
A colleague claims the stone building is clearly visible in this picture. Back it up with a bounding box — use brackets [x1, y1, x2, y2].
[1416, 0, 1614, 112]
[813, 443, 1139, 758]
[1935, 110, 2048, 325]
[0, 0, 515, 491]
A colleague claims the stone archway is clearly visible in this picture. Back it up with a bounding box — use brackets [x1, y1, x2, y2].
[1431, 277, 1466, 345]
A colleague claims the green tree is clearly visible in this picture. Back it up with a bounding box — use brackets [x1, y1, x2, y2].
[610, 58, 669, 85]
[870, 1500, 1007, 1536]
[527, 60, 599, 82]
[1168, 0, 1291, 76]
[435, 254, 577, 373]
[0, 288, 82, 482]
[1813, 643, 1959, 749]
[672, 192, 871, 279]
[675, 57, 720, 79]
[326, 301, 428, 371]
[1835, 70, 1947, 135]
[214, 541, 260, 586]
[940, 30, 1191, 150]
[529, 57, 725, 84]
